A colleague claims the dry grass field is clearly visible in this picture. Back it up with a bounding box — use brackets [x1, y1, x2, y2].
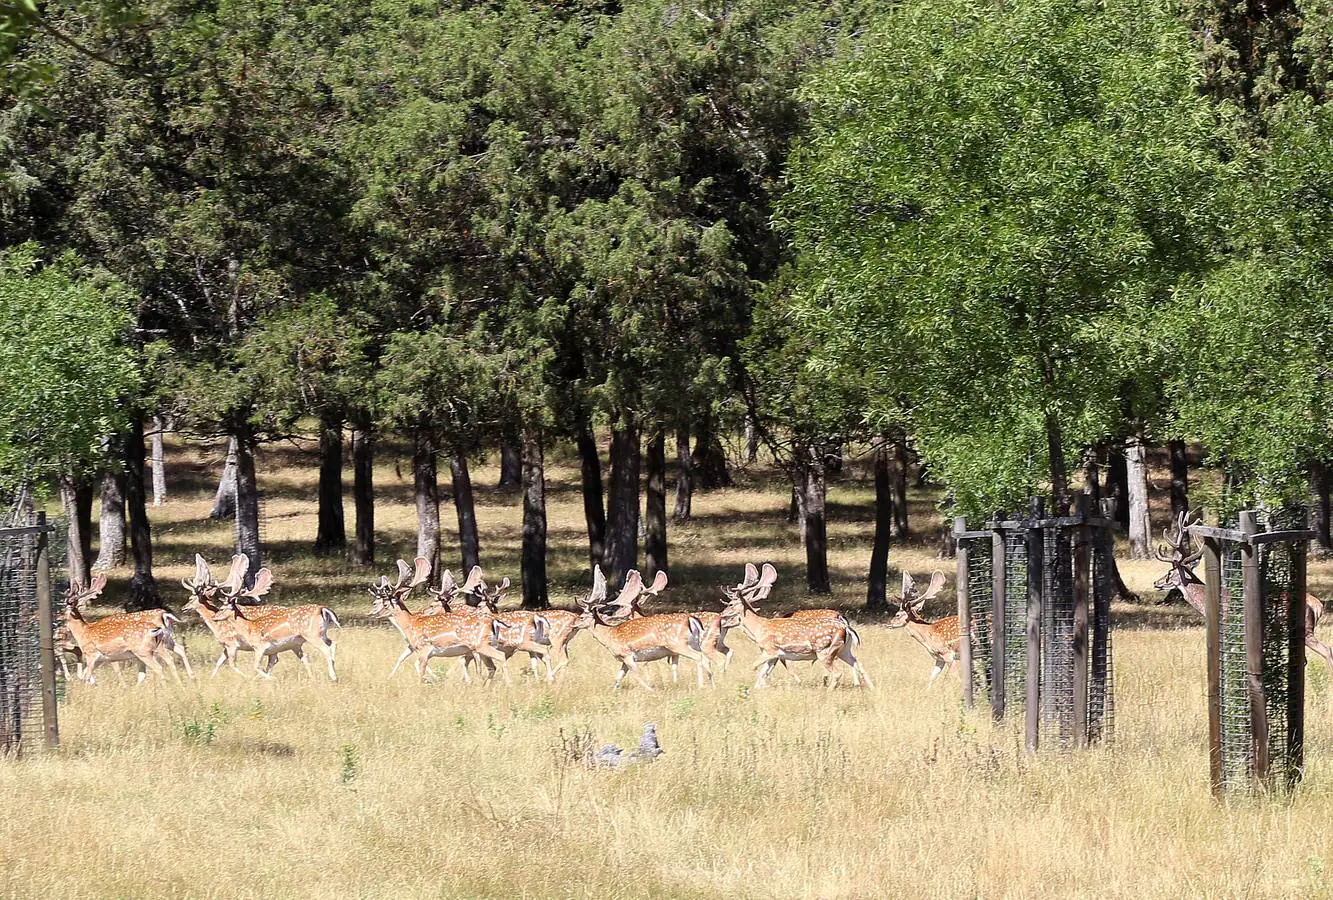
[5, 438, 1333, 898]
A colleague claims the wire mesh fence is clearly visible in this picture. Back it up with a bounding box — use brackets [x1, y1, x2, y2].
[1196, 507, 1309, 797]
[0, 511, 57, 755]
[957, 497, 1115, 750]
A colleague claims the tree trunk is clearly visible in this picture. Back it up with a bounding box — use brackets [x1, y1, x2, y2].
[745, 414, 759, 463]
[451, 452, 480, 573]
[92, 464, 126, 571]
[61, 475, 93, 586]
[210, 436, 238, 520]
[891, 432, 910, 537]
[1082, 447, 1101, 501]
[314, 413, 346, 556]
[672, 424, 692, 523]
[1168, 439, 1190, 520]
[1107, 446, 1129, 529]
[576, 424, 607, 569]
[150, 416, 167, 507]
[413, 430, 440, 576]
[124, 416, 158, 609]
[1044, 410, 1070, 513]
[802, 449, 831, 594]
[691, 411, 731, 490]
[498, 438, 521, 489]
[1126, 434, 1151, 560]
[233, 427, 262, 581]
[352, 427, 375, 567]
[645, 430, 668, 579]
[1312, 459, 1332, 551]
[867, 441, 892, 611]
[792, 471, 807, 538]
[520, 427, 548, 609]
[603, 416, 641, 588]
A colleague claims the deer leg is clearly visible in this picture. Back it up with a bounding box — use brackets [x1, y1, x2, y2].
[253, 645, 275, 679]
[172, 639, 194, 679]
[210, 650, 229, 677]
[475, 645, 510, 685]
[291, 645, 314, 679]
[319, 639, 337, 682]
[1307, 634, 1333, 670]
[389, 646, 416, 679]
[680, 647, 712, 687]
[670, 655, 680, 685]
[926, 659, 945, 686]
[228, 647, 249, 678]
[83, 652, 104, 684]
[820, 651, 840, 691]
[626, 658, 655, 692]
[753, 657, 778, 689]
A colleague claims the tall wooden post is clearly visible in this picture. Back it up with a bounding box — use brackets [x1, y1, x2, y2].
[1287, 529, 1306, 787]
[1202, 532, 1223, 797]
[990, 519, 1007, 722]
[955, 518, 973, 709]
[1072, 496, 1090, 748]
[35, 512, 58, 750]
[1025, 499, 1045, 752]
[1239, 511, 1268, 783]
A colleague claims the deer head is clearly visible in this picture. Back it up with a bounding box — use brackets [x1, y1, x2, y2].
[576, 565, 630, 629]
[368, 557, 431, 616]
[890, 570, 945, 628]
[1154, 509, 1204, 593]
[63, 573, 108, 618]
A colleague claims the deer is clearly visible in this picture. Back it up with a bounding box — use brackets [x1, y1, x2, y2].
[420, 567, 552, 681]
[888, 570, 962, 685]
[63, 575, 187, 684]
[616, 568, 727, 682]
[206, 562, 342, 680]
[368, 556, 481, 681]
[575, 566, 713, 690]
[721, 567, 870, 691]
[404, 565, 514, 684]
[1155, 508, 1333, 668]
[183, 554, 281, 677]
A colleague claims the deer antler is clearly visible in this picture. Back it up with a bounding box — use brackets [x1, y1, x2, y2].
[920, 570, 946, 602]
[587, 565, 608, 606]
[218, 554, 249, 595]
[460, 565, 485, 596]
[239, 568, 273, 603]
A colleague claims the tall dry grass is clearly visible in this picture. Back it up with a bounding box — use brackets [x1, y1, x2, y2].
[4, 438, 1333, 898]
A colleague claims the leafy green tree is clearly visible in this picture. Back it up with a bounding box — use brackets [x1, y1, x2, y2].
[779, 0, 1233, 519]
[0, 242, 136, 499]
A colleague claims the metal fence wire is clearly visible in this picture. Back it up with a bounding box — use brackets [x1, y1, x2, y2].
[1041, 525, 1077, 745]
[1002, 526, 1028, 705]
[960, 536, 993, 699]
[1090, 525, 1116, 745]
[0, 514, 45, 755]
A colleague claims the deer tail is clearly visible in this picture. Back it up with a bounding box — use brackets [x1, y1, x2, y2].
[322, 608, 341, 629]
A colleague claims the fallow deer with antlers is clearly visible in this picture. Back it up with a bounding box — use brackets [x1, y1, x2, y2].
[616, 568, 726, 683]
[63, 575, 190, 684]
[182, 554, 268, 677]
[721, 566, 870, 690]
[368, 556, 481, 681]
[420, 567, 552, 681]
[576, 567, 712, 690]
[888, 570, 962, 685]
[1155, 509, 1333, 667]
[403, 565, 514, 684]
[202, 560, 341, 680]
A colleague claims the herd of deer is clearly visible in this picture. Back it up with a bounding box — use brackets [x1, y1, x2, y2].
[55, 555, 876, 690]
[51, 508, 1333, 691]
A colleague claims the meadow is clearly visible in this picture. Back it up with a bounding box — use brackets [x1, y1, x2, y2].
[4, 438, 1333, 899]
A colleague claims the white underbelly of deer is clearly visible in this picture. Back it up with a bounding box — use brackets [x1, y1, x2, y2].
[631, 647, 674, 662]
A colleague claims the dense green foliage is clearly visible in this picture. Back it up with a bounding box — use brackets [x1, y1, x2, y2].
[0, 244, 136, 491]
[2, 0, 1333, 560]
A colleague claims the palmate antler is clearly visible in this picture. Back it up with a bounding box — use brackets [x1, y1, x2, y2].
[1156, 509, 1204, 566]
[63, 573, 108, 610]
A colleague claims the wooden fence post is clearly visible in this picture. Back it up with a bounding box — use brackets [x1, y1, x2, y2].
[991, 518, 1007, 722]
[1072, 496, 1090, 749]
[35, 512, 58, 751]
[1240, 511, 1268, 784]
[1025, 498, 1044, 752]
[956, 517, 973, 709]
[1201, 531, 1223, 797]
[1287, 527, 1306, 787]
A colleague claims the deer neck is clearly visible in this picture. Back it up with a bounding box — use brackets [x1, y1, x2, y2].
[738, 607, 769, 642]
[904, 616, 947, 656]
[1175, 568, 1206, 616]
[194, 602, 230, 639]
